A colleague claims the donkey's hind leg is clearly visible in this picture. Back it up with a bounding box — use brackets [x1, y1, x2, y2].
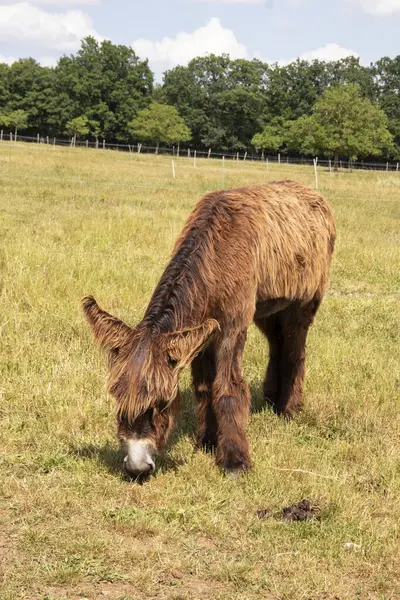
[191, 345, 218, 451]
[277, 297, 321, 418]
[254, 314, 281, 411]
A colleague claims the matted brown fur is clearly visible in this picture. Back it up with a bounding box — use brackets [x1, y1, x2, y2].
[83, 180, 335, 474]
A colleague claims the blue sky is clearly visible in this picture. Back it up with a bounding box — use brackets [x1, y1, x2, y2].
[0, 0, 399, 79]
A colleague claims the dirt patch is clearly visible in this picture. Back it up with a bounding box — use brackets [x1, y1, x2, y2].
[257, 498, 321, 522]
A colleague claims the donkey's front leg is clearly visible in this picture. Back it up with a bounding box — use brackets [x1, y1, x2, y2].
[212, 331, 251, 473]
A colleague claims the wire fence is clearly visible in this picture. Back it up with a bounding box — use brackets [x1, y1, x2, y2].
[1, 132, 400, 173]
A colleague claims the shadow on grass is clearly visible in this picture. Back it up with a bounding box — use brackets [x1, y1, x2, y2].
[69, 381, 270, 479]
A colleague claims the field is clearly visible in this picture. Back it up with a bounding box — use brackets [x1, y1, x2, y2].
[0, 143, 399, 600]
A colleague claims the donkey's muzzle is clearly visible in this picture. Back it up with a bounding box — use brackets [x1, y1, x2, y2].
[123, 440, 156, 480]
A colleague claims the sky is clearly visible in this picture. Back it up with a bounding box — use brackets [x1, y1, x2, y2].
[0, 0, 399, 80]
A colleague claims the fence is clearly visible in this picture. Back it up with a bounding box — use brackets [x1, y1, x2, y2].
[1, 132, 400, 174]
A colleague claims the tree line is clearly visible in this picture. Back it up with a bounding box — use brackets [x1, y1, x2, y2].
[1, 36, 400, 161]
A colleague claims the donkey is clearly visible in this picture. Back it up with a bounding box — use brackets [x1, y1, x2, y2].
[83, 180, 335, 479]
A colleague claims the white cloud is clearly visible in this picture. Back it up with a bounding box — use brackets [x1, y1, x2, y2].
[38, 55, 59, 67]
[194, 0, 265, 4]
[0, 0, 99, 4]
[132, 17, 250, 75]
[0, 2, 102, 50]
[0, 54, 59, 66]
[0, 54, 17, 65]
[347, 0, 400, 15]
[297, 43, 359, 63]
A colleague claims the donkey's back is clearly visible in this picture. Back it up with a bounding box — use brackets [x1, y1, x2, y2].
[172, 180, 336, 327]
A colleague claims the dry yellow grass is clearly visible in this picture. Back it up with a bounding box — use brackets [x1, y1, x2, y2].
[0, 142, 399, 600]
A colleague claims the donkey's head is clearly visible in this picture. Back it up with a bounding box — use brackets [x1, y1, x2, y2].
[82, 296, 218, 479]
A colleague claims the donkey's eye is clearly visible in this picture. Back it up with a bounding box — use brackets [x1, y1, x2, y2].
[167, 355, 178, 368]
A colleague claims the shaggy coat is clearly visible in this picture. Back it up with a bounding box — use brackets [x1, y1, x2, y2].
[83, 180, 336, 475]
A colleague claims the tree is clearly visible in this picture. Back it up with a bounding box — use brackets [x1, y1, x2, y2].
[287, 84, 394, 163]
[4, 109, 29, 137]
[55, 37, 153, 141]
[7, 59, 60, 136]
[162, 55, 268, 151]
[373, 56, 400, 154]
[129, 103, 191, 152]
[65, 115, 90, 141]
[252, 117, 288, 153]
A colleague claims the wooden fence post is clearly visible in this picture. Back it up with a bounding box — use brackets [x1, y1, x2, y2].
[313, 158, 318, 190]
[208, 148, 211, 159]
[172, 160, 176, 179]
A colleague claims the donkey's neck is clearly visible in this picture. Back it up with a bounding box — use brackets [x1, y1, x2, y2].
[143, 236, 209, 333]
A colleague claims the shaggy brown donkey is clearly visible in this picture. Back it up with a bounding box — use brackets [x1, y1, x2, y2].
[83, 181, 335, 478]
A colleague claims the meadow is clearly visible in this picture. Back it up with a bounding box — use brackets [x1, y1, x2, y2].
[0, 143, 399, 600]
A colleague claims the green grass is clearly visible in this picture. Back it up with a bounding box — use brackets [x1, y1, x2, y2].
[0, 142, 399, 600]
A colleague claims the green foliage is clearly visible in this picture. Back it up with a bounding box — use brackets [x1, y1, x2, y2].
[287, 84, 394, 160]
[55, 37, 153, 141]
[1, 42, 400, 159]
[0, 109, 29, 134]
[129, 103, 191, 146]
[65, 115, 90, 138]
[252, 118, 288, 152]
[162, 55, 267, 150]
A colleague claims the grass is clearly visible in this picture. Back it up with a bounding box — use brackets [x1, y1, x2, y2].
[0, 142, 399, 600]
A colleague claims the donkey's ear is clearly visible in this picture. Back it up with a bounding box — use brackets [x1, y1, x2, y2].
[161, 319, 220, 367]
[82, 296, 134, 352]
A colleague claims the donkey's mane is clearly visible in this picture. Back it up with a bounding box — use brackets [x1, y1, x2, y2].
[143, 191, 224, 333]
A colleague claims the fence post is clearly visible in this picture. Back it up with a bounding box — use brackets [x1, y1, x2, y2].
[397, 162, 399, 172]
[0, 130, 3, 141]
[46, 136, 49, 145]
[86, 140, 89, 149]
[53, 137, 56, 150]
[208, 148, 211, 159]
[278, 153, 281, 165]
[329, 159, 332, 175]
[261, 150, 264, 161]
[188, 148, 190, 158]
[244, 151, 247, 161]
[172, 159, 176, 179]
[266, 158, 269, 174]
[177, 143, 180, 157]
[103, 139, 105, 151]
[236, 152, 239, 163]
[10, 132, 12, 142]
[37, 133, 40, 144]
[313, 158, 318, 190]
[222, 156, 225, 189]
[194, 150, 196, 168]
[386, 162, 389, 172]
